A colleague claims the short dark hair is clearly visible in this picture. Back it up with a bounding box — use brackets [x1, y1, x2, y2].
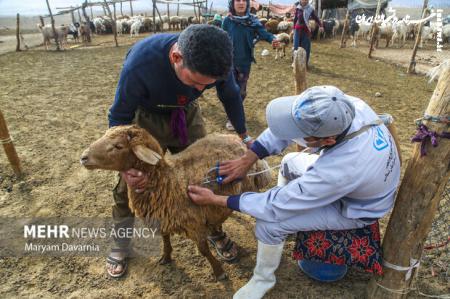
[177, 24, 233, 79]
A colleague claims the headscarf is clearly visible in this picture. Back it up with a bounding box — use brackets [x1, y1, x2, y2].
[228, 0, 261, 28]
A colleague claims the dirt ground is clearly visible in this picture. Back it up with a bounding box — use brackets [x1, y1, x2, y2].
[0, 34, 448, 298]
[343, 37, 450, 75]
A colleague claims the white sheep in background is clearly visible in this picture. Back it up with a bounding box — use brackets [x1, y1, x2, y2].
[130, 19, 143, 37]
[332, 19, 340, 38]
[376, 21, 394, 48]
[37, 24, 68, 50]
[419, 26, 434, 48]
[443, 24, 450, 43]
[277, 21, 293, 34]
[115, 20, 122, 35]
[169, 16, 181, 31]
[92, 17, 106, 34]
[392, 19, 408, 48]
[273, 32, 290, 60]
[351, 22, 371, 47]
[180, 16, 189, 29]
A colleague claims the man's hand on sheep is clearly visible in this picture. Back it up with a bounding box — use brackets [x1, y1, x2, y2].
[219, 149, 259, 184]
[188, 185, 228, 207]
[121, 168, 148, 193]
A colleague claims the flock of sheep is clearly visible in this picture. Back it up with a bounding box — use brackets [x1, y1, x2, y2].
[36, 9, 450, 52]
[350, 17, 450, 49]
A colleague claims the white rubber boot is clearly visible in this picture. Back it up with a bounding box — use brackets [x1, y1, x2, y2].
[233, 241, 285, 299]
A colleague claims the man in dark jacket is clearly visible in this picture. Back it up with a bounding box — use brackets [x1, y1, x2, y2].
[107, 24, 251, 278]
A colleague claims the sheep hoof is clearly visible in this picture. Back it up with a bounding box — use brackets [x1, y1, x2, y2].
[158, 255, 172, 265]
[215, 271, 228, 281]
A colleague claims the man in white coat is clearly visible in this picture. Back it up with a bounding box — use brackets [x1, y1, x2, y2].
[188, 85, 401, 299]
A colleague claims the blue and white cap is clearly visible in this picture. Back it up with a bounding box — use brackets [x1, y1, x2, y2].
[266, 86, 356, 139]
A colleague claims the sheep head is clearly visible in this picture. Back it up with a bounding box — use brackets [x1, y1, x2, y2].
[80, 125, 163, 171]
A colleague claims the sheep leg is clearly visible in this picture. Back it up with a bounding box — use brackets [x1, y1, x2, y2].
[158, 233, 172, 264]
[196, 238, 226, 280]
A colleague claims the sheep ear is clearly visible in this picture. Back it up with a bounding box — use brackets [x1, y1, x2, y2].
[132, 145, 161, 165]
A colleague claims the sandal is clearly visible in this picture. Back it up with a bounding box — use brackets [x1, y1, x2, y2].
[207, 232, 239, 262]
[225, 120, 235, 131]
[106, 248, 128, 278]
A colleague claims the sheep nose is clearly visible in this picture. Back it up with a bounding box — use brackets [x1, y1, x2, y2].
[80, 149, 89, 165]
[80, 155, 88, 165]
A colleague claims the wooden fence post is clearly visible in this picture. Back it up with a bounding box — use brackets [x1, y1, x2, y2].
[366, 61, 450, 298]
[45, 0, 60, 51]
[167, 1, 171, 30]
[82, 1, 92, 43]
[16, 13, 20, 52]
[407, 0, 429, 74]
[293, 48, 307, 95]
[70, 7, 75, 23]
[130, 0, 134, 16]
[0, 110, 22, 176]
[293, 48, 308, 152]
[368, 0, 383, 58]
[340, 10, 349, 48]
[103, 0, 118, 47]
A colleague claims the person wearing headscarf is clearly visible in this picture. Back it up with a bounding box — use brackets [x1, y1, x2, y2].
[293, 0, 323, 66]
[222, 0, 279, 131]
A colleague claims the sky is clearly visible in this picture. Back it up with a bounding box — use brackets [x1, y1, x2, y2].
[0, 0, 449, 16]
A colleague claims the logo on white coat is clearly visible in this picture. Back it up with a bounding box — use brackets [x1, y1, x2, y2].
[373, 127, 388, 151]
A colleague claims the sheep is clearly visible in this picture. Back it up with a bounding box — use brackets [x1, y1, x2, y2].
[419, 25, 435, 48]
[169, 16, 181, 31]
[79, 22, 91, 43]
[265, 19, 279, 34]
[80, 125, 272, 280]
[116, 19, 123, 35]
[37, 24, 68, 50]
[92, 17, 106, 34]
[332, 19, 340, 38]
[321, 19, 335, 38]
[142, 17, 153, 32]
[259, 17, 268, 27]
[130, 19, 143, 37]
[443, 24, 450, 43]
[375, 21, 394, 48]
[273, 32, 290, 60]
[180, 16, 189, 29]
[308, 19, 318, 36]
[392, 19, 408, 48]
[351, 22, 371, 47]
[277, 20, 293, 34]
[67, 23, 80, 43]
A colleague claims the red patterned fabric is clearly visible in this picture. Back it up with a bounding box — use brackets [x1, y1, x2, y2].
[293, 221, 383, 275]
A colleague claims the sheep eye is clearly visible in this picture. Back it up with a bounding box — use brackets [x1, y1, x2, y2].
[113, 144, 124, 150]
